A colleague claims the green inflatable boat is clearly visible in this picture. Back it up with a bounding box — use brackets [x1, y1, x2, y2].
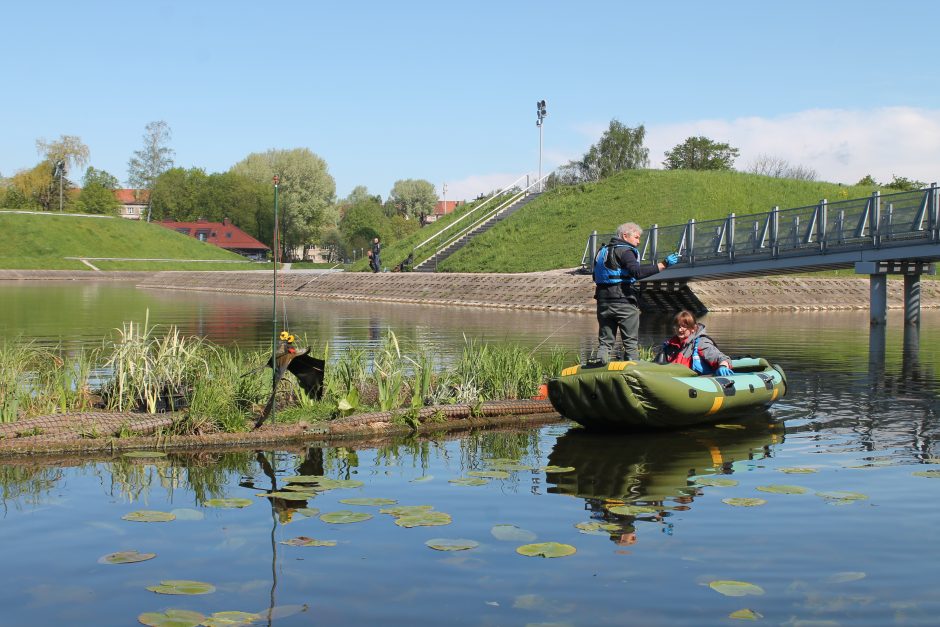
[547, 357, 787, 430]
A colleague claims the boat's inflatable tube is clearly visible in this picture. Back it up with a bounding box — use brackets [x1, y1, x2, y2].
[547, 357, 787, 430]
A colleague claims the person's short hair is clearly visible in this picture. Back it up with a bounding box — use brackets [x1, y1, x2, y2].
[674, 310, 696, 329]
[619, 222, 642, 239]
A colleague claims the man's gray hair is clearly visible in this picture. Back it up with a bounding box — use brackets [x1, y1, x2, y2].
[618, 222, 642, 239]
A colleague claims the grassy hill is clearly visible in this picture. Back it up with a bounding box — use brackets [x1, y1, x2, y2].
[437, 170, 880, 273]
[0, 211, 257, 270]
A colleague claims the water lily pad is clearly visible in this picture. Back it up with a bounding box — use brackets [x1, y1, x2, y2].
[257, 491, 313, 501]
[815, 491, 868, 503]
[486, 462, 535, 472]
[280, 536, 337, 547]
[539, 465, 576, 473]
[722, 498, 767, 507]
[425, 538, 479, 551]
[99, 550, 156, 564]
[729, 608, 763, 620]
[695, 477, 739, 487]
[468, 470, 510, 479]
[708, 580, 765, 597]
[320, 510, 373, 524]
[202, 611, 262, 626]
[825, 571, 866, 583]
[123, 510, 176, 522]
[170, 508, 204, 521]
[779, 467, 817, 474]
[123, 451, 167, 458]
[449, 477, 489, 486]
[491, 524, 537, 541]
[146, 579, 216, 595]
[607, 504, 660, 516]
[284, 474, 327, 483]
[380, 504, 434, 516]
[575, 521, 621, 535]
[395, 511, 452, 527]
[295, 507, 321, 518]
[410, 475, 434, 483]
[339, 497, 397, 506]
[282, 484, 320, 492]
[756, 484, 808, 495]
[516, 542, 576, 558]
[715, 423, 747, 430]
[204, 498, 254, 509]
[912, 469, 940, 478]
[138, 609, 205, 626]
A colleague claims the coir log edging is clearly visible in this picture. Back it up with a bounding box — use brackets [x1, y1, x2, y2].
[0, 400, 562, 457]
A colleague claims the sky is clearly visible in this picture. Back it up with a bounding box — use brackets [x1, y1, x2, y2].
[2, 1, 939, 203]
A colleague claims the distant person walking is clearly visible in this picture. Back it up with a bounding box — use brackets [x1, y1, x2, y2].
[371, 236, 382, 273]
[593, 222, 679, 362]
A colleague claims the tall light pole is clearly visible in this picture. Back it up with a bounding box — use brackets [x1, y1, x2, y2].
[536, 100, 547, 191]
[442, 182, 447, 217]
[53, 160, 65, 211]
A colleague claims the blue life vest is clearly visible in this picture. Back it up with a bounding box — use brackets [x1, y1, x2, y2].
[593, 244, 639, 286]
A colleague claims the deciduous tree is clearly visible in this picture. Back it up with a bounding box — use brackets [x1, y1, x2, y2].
[663, 136, 739, 171]
[127, 120, 175, 221]
[36, 135, 89, 211]
[231, 148, 336, 260]
[748, 154, 817, 181]
[74, 166, 121, 214]
[388, 179, 437, 219]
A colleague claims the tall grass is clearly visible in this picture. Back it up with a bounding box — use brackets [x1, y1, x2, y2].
[99, 313, 209, 413]
[2, 320, 575, 432]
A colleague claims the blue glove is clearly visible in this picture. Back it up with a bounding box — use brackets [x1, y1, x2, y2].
[716, 366, 734, 377]
[664, 252, 680, 267]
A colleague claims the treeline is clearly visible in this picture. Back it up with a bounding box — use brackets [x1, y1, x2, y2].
[0, 122, 445, 261]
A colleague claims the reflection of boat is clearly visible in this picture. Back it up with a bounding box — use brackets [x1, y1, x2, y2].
[547, 357, 787, 430]
[546, 419, 783, 502]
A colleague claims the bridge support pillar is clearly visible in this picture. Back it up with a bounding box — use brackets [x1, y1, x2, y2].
[868, 273, 887, 326]
[904, 274, 921, 326]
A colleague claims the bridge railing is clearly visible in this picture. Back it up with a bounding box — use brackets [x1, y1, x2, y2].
[585, 185, 939, 271]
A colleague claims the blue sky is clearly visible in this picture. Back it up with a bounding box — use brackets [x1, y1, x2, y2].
[2, 1, 938, 202]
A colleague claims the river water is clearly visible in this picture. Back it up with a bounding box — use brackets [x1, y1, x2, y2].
[1, 281, 939, 625]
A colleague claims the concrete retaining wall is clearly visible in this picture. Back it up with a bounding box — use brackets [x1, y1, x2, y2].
[135, 270, 940, 313]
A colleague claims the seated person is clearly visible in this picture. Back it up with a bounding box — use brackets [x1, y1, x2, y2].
[654, 310, 734, 376]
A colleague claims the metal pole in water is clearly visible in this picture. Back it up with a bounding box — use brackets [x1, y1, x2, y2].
[271, 175, 280, 423]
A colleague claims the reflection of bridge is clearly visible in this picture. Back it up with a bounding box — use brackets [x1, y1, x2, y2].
[585, 185, 939, 324]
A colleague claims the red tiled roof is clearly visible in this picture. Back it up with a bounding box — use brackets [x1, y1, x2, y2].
[156, 218, 269, 252]
[434, 200, 463, 215]
[114, 189, 150, 204]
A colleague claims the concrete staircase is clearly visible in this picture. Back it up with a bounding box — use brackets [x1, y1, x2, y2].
[415, 192, 542, 272]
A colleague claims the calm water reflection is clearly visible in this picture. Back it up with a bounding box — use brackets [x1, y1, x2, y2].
[2, 281, 940, 625]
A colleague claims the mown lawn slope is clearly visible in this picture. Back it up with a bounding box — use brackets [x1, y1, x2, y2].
[439, 170, 880, 272]
[0, 212, 251, 269]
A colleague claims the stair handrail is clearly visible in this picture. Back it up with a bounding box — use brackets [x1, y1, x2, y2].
[413, 174, 529, 254]
[418, 174, 550, 267]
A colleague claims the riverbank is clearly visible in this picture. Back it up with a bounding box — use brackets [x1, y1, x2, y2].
[4, 268, 940, 313]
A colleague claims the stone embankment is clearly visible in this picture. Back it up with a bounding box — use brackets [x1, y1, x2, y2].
[3, 268, 939, 312]
[135, 270, 940, 313]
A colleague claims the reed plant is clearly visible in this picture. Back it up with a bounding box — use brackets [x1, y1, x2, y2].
[98, 313, 209, 413]
[373, 331, 405, 411]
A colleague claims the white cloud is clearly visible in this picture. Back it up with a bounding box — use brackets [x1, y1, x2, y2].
[645, 107, 940, 184]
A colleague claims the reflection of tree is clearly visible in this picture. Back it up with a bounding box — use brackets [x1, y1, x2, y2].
[0, 465, 63, 514]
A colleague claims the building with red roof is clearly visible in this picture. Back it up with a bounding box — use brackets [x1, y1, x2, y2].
[156, 218, 270, 259]
[114, 189, 149, 220]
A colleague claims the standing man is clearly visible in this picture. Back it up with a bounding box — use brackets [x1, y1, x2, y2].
[371, 237, 382, 273]
[593, 222, 679, 362]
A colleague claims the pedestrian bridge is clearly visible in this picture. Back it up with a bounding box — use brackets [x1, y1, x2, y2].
[584, 185, 939, 324]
